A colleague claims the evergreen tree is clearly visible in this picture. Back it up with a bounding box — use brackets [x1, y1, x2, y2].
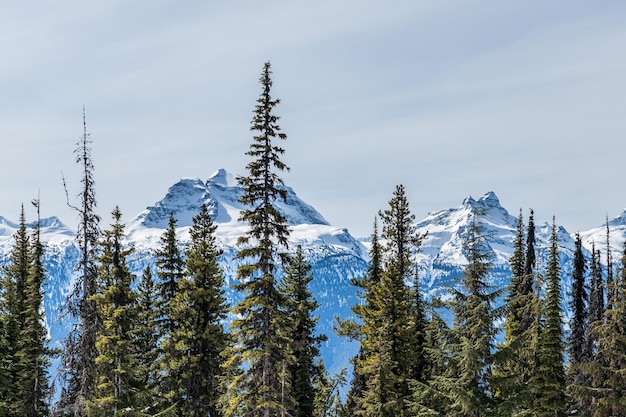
[532, 218, 566, 417]
[154, 212, 185, 410]
[2, 207, 31, 414]
[340, 219, 382, 417]
[88, 207, 140, 416]
[58, 109, 101, 416]
[167, 203, 228, 417]
[279, 245, 326, 417]
[605, 218, 614, 310]
[586, 244, 604, 359]
[589, 239, 626, 415]
[19, 199, 55, 416]
[221, 61, 293, 417]
[566, 232, 590, 414]
[493, 209, 535, 414]
[440, 214, 501, 416]
[132, 266, 160, 411]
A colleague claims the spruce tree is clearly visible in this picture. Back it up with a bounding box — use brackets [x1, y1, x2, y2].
[566, 232, 590, 414]
[532, 218, 566, 417]
[586, 244, 604, 360]
[19, 199, 55, 416]
[442, 214, 501, 416]
[279, 245, 326, 417]
[58, 109, 101, 416]
[89, 207, 140, 416]
[221, 61, 293, 417]
[493, 209, 535, 414]
[2, 207, 31, 414]
[154, 213, 185, 411]
[167, 203, 228, 417]
[132, 266, 160, 410]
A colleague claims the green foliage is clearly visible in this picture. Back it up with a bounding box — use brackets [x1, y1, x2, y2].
[438, 214, 502, 416]
[531, 218, 566, 417]
[221, 60, 294, 417]
[166, 204, 228, 417]
[89, 207, 141, 416]
[280, 245, 326, 417]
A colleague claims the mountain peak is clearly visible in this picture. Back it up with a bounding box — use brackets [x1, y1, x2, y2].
[461, 191, 501, 210]
[208, 168, 238, 188]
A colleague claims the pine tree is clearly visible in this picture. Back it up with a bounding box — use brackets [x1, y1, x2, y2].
[532, 218, 566, 417]
[58, 109, 101, 416]
[19, 199, 55, 416]
[441, 214, 501, 416]
[88, 207, 140, 416]
[221, 61, 293, 417]
[566, 232, 590, 414]
[280, 245, 326, 417]
[167, 203, 228, 417]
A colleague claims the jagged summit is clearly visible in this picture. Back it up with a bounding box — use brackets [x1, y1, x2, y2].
[129, 168, 330, 231]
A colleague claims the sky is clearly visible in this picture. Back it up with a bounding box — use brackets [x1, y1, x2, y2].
[1, 1, 626, 238]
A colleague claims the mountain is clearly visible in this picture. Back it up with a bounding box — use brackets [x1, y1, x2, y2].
[1, 169, 625, 397]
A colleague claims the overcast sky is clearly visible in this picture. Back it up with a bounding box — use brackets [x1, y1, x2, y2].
[2, 1, 626, 238]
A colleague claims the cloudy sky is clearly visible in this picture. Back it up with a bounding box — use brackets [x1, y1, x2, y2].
[2, 1, 626, 237]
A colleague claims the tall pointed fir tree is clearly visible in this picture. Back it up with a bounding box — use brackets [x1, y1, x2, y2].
[279, 245, 326, 417]
[19, 199, 55, 416]
[566, 232, 590, 414]
[2, 206, 31, 414]
[88, 207, 140, 416]
[355, 184, 426, 417]
[586, 244, 604, 361]
[166, 203, 228, 417]
[605, 218, 614, 310]
[532, 218, 566, 417]
[438, 213, 501, 416]
[221, 61, 294, 417]
[494, 209, 538, 414]
[132, 266, 160, 410]
[58, 109, 101, 417]
[154, 213, 185, 412]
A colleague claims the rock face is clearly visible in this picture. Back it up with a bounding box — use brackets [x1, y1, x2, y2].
[1, 170, 622, 393]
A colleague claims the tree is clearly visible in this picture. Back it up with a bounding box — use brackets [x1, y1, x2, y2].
[19, 199, 55, 416]
[154, 213, 185, 410]
[167, 203, 228, 417]
[586, 244, 604, 359]
[566, 232, 590, 414]
[88, 207, 140, 416]
[589, 239, 626, 415]
[440, 214, 501, 416]
[280, 245, 326, 417]
[494, 209, 536, 414]
[532, 218, 566, 417]
[2, 206, 31, 414]
[221, 61, 293, 417]
[58, 109, 101, 416]
[132, 266, 160, 411]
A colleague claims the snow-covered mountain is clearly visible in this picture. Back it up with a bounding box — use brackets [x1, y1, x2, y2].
[1, 169, 625, 393]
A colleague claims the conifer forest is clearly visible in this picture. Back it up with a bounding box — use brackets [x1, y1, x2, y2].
[3, 62, 626, 417]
